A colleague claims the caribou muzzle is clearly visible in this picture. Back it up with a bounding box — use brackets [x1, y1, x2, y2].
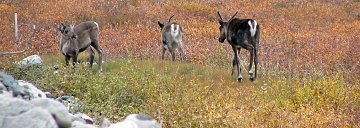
[218, 37, 225, 43]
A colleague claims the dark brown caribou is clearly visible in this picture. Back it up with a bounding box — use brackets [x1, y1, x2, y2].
[217, 12, 260, 82]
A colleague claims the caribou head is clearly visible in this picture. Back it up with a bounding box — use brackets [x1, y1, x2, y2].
[218, 11, 238, 43]
[57, 23, 77, 40]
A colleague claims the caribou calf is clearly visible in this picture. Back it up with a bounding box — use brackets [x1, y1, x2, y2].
[57, 21, 103, 72]
[158, 15, 185, 61]
[217, 12, 260, 82]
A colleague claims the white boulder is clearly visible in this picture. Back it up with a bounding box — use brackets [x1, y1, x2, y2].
[18, 55, 42, 68]
[101, 114, 161, 128]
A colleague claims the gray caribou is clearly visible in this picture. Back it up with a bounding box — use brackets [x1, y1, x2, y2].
[158, 15, 185, 61]
[217, 12, 260, 82]
[57, 21, 103, 72]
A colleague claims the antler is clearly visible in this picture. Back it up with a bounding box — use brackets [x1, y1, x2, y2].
[217, 11, 223, 21]
[229, 11, 238, 20]
[168, 15, 175, 23]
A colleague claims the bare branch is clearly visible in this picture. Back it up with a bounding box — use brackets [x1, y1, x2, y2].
[0, 25, 36, 57]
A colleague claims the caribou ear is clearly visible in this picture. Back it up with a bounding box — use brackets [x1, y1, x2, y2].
[56, 25, 61, 31]
[218, 20, 224, 25]
[61, 23, 66, 29]
[56, 23, 64, 32]
[158, 21, 164, 29]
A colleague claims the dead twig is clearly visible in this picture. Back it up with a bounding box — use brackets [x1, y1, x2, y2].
[0, 13, 36, 57]
[0, 25, 36, 57]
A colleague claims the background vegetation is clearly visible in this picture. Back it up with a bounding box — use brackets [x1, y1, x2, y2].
[0, 0, 359, 127]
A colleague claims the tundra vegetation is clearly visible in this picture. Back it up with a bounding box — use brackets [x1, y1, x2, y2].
[0, 0, 359, 127]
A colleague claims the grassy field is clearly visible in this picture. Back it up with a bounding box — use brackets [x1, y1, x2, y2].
[0, 0, 359, 127]
[1, 56, 358, 127]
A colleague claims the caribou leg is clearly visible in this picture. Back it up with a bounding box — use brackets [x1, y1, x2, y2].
[171, 50, 176, 61]
[248, 47, 255, 81]
[90, 26, 102, 72]
[70, 54, 78, 74]
[254, 33, 260, 80]
[231, 48, 240, 75]
[65, 56, 71, 66]
[254, 46, 258, 80]
[231, 59, 236, 76]
[88, 47, 95, 69]
[179, 46, 185, 61]
[72, 54, 78, 66]
[232, 46, 242, 82]
[162, 47, 166, 60]
[92, 42, 103, 73]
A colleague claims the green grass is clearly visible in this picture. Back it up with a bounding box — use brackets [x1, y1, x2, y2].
[2, 57, 359, 127]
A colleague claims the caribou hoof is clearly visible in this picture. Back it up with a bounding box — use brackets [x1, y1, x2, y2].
[250, 77, 255, 82]
[237, 77, 243, 82]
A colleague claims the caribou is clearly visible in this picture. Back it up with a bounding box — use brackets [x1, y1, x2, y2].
[158, 15, 185, 61]
[57, 21, 103, 72]
[217, 12, 260, 82]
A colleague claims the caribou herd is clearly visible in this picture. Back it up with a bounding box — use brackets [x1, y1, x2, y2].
[57, 12, 260, 82]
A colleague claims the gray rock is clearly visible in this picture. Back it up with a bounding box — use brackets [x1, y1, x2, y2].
[18, 55, 42, 68]
[70, 114, 86, 124]
[45, 92, 55, 98]
[103, 114, 161, 128]
[1, 72, 49, 100]
[0, 116, 4, 128]
[57, 95, 84, 113]
[123, 114, 161, 128]
[2, 107, 58, 128]
[0, 71, 30, 99]
[70, 113, 94, 124]
[57, 95, 72, 110]
[99, 117, 111, 128]
[0, 82, 5, 94]
[0, 95, 34, 117]
[18, 80, 46, 99]
[0, 91, 13, 98]
[30, 98, 72, 128]
[71, 121, 97, 128]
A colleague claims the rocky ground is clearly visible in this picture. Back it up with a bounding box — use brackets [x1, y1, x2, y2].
[0, 66, 161, 128]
